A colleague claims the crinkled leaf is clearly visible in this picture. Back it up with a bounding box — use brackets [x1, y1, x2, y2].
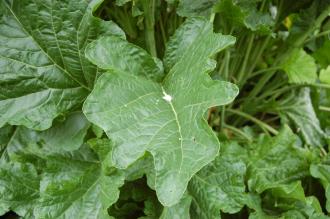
[247, 126, 311, 193]
[276, 88, 325, 146]
[281, 49, 317, 84]
[0, 0, 123, 130]
[160, 194, 192, 219]
[34, 145, 125, 219]
[83, 17, 238, 206]
[0, 162, 39, 217]
[189, 142, 247, 218]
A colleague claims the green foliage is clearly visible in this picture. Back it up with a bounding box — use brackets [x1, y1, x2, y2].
[1, 0, 330, 218]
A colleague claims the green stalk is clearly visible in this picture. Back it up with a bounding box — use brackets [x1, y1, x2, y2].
[159, 12, 167, 46]
[247, 67, 281, 79]
[227, 109, 279, 135]
[311, 83, 330, 90]
[143, 0, 157, 57]
[220, 50, 231, 131]
[223, 124, 252, 142]
[237, 34, 254, 87]
[319, 106, 330, 112]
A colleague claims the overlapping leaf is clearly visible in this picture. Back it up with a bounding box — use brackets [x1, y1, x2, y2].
[83, 17, 238, 206]
[0, 0, 123, 130]
[281, 49, 317, 84]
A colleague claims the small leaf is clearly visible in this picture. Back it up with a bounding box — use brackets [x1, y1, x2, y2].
[83, 17, 238, 206]
[281, 49, 317, 84]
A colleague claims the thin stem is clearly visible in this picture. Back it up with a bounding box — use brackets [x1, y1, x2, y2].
[220, 51, 231, 131]
[237, 35, 255, 87]
[305, 30, 330, 43]
[319, 106, 330, 112]
[310, 83, 330, 90]
[248, 67, 281, 79]
[143, 0, 157, 57]
[223, 124, 252, 142]
[227, 109, 279, 135]
[159, 12, 167, 46]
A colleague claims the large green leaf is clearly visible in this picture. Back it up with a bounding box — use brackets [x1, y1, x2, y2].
[0, 0, 123, 130]
[189, 142, 247, 219]
[281, 49, 317, 84]
[83, 17, 238, 206]
[34, 145, 125, 219]
[247, 126, 312, 193]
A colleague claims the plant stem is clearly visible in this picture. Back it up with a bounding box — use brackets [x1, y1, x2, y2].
[227, 109, 279, 135]
[305, 30, 330, 43]
[220, 50, 231, 131]
[247, 67, 281, 79]
[143, 0, 157, 57]
[319, 106, 330, 112]
[223, 124, 252, 142]
[311, 83, 330, 90]
[237, 34, 254, 87]
[159, 12, 167, 46]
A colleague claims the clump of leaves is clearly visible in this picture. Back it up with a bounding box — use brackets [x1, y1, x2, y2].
[1, 0, 330, 218]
